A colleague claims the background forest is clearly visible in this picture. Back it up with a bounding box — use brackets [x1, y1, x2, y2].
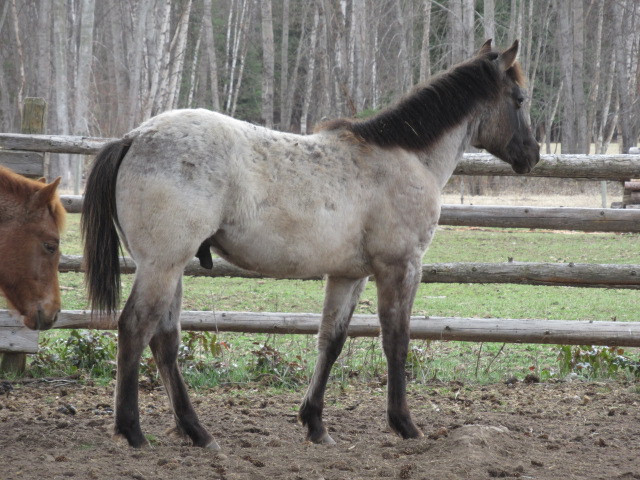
[0, 0, 639, 189]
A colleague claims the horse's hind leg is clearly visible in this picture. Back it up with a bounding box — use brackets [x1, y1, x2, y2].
[114, 271, 176, 447]
[299, 276, 367, 444]
[149, 278, 217, 449]
[114, 265, 195, 448]
[374, 258, 423, 439]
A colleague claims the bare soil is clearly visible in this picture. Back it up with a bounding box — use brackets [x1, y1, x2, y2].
[2, 378, 640, 480]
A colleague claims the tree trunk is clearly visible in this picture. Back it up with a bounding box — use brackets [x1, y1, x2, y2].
[202, 0, 220, 111]
[279, 0, 290, 128]
[461, 0, 474, 58]
[394, 0, 411, 91]
[508, 0, 517, 43]
[229, 1, 254, 117]
[144, 0, 171, 119]
[483, 0, 495, 41]
[127, 0, 151, 127]
[72, 0, 95, 193]
[10, 0, 25, 115]
[260, 0, 275, 128]
[556, 0, 576, 153]
[448, 0, 464, 65]
[166, 0, 192, 110]
[613, 0, 640, 153]
[52, 0, 71, 187]
[73, 0, 94, 136]
[352, 0, 366, 110]
[109, 1, 128, 132]
[282, 2, 312, 131]
[586, 0, 604, 153]
[225, 0, 250, 113]
[571, 0, 588, 153]
[300, 7, 319, 134]
[419, 0, 431, 83]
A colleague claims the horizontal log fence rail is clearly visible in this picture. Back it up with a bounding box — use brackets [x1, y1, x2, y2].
[2, 133, 640, 180]
[3, 132, 640, 368]
[3, 311, 640, 351]
[59, 195, 640, 233]
[58, 255, 640, 290]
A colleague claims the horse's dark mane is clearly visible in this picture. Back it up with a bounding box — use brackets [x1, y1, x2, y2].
[0, 166, 65, 229]
[318, 53, 522, 151]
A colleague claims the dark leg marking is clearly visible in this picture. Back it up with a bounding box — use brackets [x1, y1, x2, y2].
[299, 276, 368, 444]
[149, 279, 218, 449]
[375, 259, 423, 440]
[113, 290, 156, 448]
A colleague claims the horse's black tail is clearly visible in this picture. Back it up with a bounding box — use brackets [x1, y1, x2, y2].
[81, 139, 131, 315]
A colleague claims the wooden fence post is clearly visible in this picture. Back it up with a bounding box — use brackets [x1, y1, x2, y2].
[0, 98, 46, 375]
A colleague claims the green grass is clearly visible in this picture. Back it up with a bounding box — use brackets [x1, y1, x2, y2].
[13, 214, 640, 386]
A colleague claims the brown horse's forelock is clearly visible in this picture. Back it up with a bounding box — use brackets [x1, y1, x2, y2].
[317, 53, 522, 152]
[0, 166, 65, 231]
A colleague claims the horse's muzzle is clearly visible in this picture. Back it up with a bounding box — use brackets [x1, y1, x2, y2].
[24, 309, 58, 331]
[508, 139, 540, 174]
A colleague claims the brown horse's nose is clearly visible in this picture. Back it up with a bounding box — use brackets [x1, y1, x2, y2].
[34, 309, 58, 331]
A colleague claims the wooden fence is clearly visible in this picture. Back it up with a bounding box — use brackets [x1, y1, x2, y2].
[2, 130, 640, 372]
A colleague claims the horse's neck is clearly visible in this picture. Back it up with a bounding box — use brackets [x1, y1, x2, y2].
[418, 118, 477, 190]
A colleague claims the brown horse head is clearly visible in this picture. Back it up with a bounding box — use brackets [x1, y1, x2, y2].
[472, 39, 540, 174]
[0, 167, 65, 330]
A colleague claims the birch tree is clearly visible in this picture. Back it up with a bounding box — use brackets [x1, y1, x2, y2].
[483, 0, 495, 41]
[300, 6, 320, 134]
[260, 0, 275, 128]
[279, 0, 290, 127]
[52, 0, 71, 186]
[419, 0, 431, 83]
[203, 0, 221, 111]
[613, 0, 640, 153]
[73, 0, 95, 136]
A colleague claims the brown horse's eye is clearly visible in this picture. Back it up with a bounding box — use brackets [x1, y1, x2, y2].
[44, 242, 58, 254]
[516, 96, 525, 108]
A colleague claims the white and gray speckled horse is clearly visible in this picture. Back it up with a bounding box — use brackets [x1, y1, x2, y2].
[81, 40, 539, 449]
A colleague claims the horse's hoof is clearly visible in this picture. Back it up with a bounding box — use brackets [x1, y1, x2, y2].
[398, 427, 424, 440]
[113, 432, 149, 448]
[164, 426, 188, 439]
[319, 433, 336, 445]
[204, 439, 221, 450]
[308, 431, 336, 445]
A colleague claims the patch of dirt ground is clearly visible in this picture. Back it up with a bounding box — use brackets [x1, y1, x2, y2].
[1, 379, 640, 480]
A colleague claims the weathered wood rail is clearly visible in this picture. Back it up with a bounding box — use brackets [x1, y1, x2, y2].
[59, 195, 640, 233]
[3, 311, 640, 348]
[59, 255, 640, 289]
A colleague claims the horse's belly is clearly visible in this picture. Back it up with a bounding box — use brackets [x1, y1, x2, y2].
[211, 227, 369, 279]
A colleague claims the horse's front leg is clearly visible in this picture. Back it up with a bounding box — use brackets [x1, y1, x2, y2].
[299, 276, 368, 444]
[149, 278, 217, 449]
[374, 258, 423, 439]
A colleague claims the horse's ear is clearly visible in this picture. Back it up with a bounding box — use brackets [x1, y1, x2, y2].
[477, 39, 492, 56]
[499, 40, 519, 70]
[29, 177, 61, 211]
[37, 177, 47, 183]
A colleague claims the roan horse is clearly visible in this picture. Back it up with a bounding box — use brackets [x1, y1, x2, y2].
[81, 40, 539, 449]
[0, 166, 64, 330]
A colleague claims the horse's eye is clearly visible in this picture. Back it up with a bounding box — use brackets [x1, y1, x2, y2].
[516, 96, 525, 108]
[44, 242, 58, 254]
